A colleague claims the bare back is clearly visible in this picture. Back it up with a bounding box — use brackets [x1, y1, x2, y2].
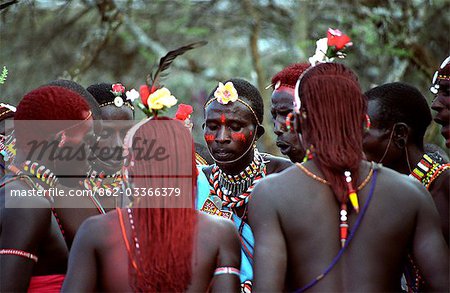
[62, 210, 240, 292]
[250, 161, 449, 292]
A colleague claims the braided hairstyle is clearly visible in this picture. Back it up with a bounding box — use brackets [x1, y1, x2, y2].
[298, 63, 366, 203]
[124, 117, 197, 292]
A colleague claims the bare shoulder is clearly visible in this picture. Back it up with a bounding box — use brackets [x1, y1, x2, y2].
[375, 164, 432, 205]
[74, 210, 118, 247]
[198, 212, 238, 238]
[261, 153, 293, 174]
[252, 164, 299, 197]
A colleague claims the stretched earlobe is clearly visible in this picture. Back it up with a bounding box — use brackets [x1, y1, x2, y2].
[256, 125, 265, 138]
[392, 123, 409, 149]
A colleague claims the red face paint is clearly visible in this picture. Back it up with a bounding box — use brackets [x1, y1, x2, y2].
[220, 114, 226, 124]
[231, 133, 246, 142]
[204, 134, 215, 142]
[249, 131, 253, 137]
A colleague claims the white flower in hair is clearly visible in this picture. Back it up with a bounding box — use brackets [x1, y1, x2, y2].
[125, 89, 140, 103]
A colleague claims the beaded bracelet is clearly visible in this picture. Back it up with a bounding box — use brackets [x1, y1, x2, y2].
[214, 266, 240, 277]
[0, 248, 38, 263]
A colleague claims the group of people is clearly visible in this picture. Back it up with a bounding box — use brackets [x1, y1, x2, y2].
[0, 54, 449, 292]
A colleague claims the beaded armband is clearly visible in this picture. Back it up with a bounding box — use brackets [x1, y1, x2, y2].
[409, 154, 450, 189]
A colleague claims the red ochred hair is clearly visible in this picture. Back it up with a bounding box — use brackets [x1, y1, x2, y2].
[299, 63, 366, 203]
[271, 63, 310, 89]
[125, 117, 197, 292]
[14, 86, 90, 148]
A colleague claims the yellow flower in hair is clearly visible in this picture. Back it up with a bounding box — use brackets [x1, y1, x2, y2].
[214, 82, 238, 105]
[147, 87, 178, 110]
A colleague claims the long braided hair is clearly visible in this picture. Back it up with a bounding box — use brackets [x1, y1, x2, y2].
[125, 117, 197, 292]
[298, 63, 367, 203]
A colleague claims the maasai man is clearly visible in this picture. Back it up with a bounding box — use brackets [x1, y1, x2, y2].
[249, 63, 448, 291]
[270, 63, 309, 163]
[0, 103, 16, 179]
[62, 118, 241, 292]
[0, 86, 94, 292]
[364, 82, 449, 245]
[43, 79, 106, 247]
[87, 82, 135, 211]
[431, 56, 450, 148]
[198, 78, 292, 291]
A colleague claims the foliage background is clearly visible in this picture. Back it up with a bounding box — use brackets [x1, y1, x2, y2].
[1, 0, 449, 154]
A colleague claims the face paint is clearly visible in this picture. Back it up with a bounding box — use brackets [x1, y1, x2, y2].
[231, 133, 246, 142]
[220, 114, 226, 124]
[204, 134, 215, 142]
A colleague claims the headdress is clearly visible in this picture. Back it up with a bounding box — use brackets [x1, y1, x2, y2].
[430, 56, 450, 94]
[87, 83, 135, 111]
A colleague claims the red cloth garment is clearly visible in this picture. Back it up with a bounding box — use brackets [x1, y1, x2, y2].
[28, 274, 65, 293]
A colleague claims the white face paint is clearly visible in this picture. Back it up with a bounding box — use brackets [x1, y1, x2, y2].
[294, 78, 301, 113]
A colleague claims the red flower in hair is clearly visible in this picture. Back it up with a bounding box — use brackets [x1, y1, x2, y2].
[175, 104, 193, 121]
[139, 85, 151, 106]
[111, 83, 125, 94]
[327, 28, 352, 50]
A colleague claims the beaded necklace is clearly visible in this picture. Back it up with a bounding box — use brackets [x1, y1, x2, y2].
[409, 153, 450, 190]
[296, 157, 375, 247]
[24, 160, 105, 215]
[82, 168, 124, 213]
[22, 160, 59, 187]
[209, 150, 266, 208]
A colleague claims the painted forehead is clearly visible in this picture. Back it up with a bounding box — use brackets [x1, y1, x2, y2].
[205, 101, 256, 123]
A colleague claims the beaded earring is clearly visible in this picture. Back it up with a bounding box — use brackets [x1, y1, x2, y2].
[285, 112, 294, 131]
[364, 114, 371, 132]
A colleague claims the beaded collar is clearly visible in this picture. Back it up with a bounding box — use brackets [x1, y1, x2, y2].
[208, 149, 266, 208]
[21, 160, 59, 188]
[409, 153, 450, 190]
[5, 162, 66, 236]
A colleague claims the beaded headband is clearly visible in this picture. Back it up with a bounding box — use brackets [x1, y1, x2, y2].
[99, 101, 135, 111]
[98, 83, 135, 110]
[204, 97, 261, 126]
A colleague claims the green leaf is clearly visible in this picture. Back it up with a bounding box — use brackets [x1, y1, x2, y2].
[0, 66, 8, 85]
